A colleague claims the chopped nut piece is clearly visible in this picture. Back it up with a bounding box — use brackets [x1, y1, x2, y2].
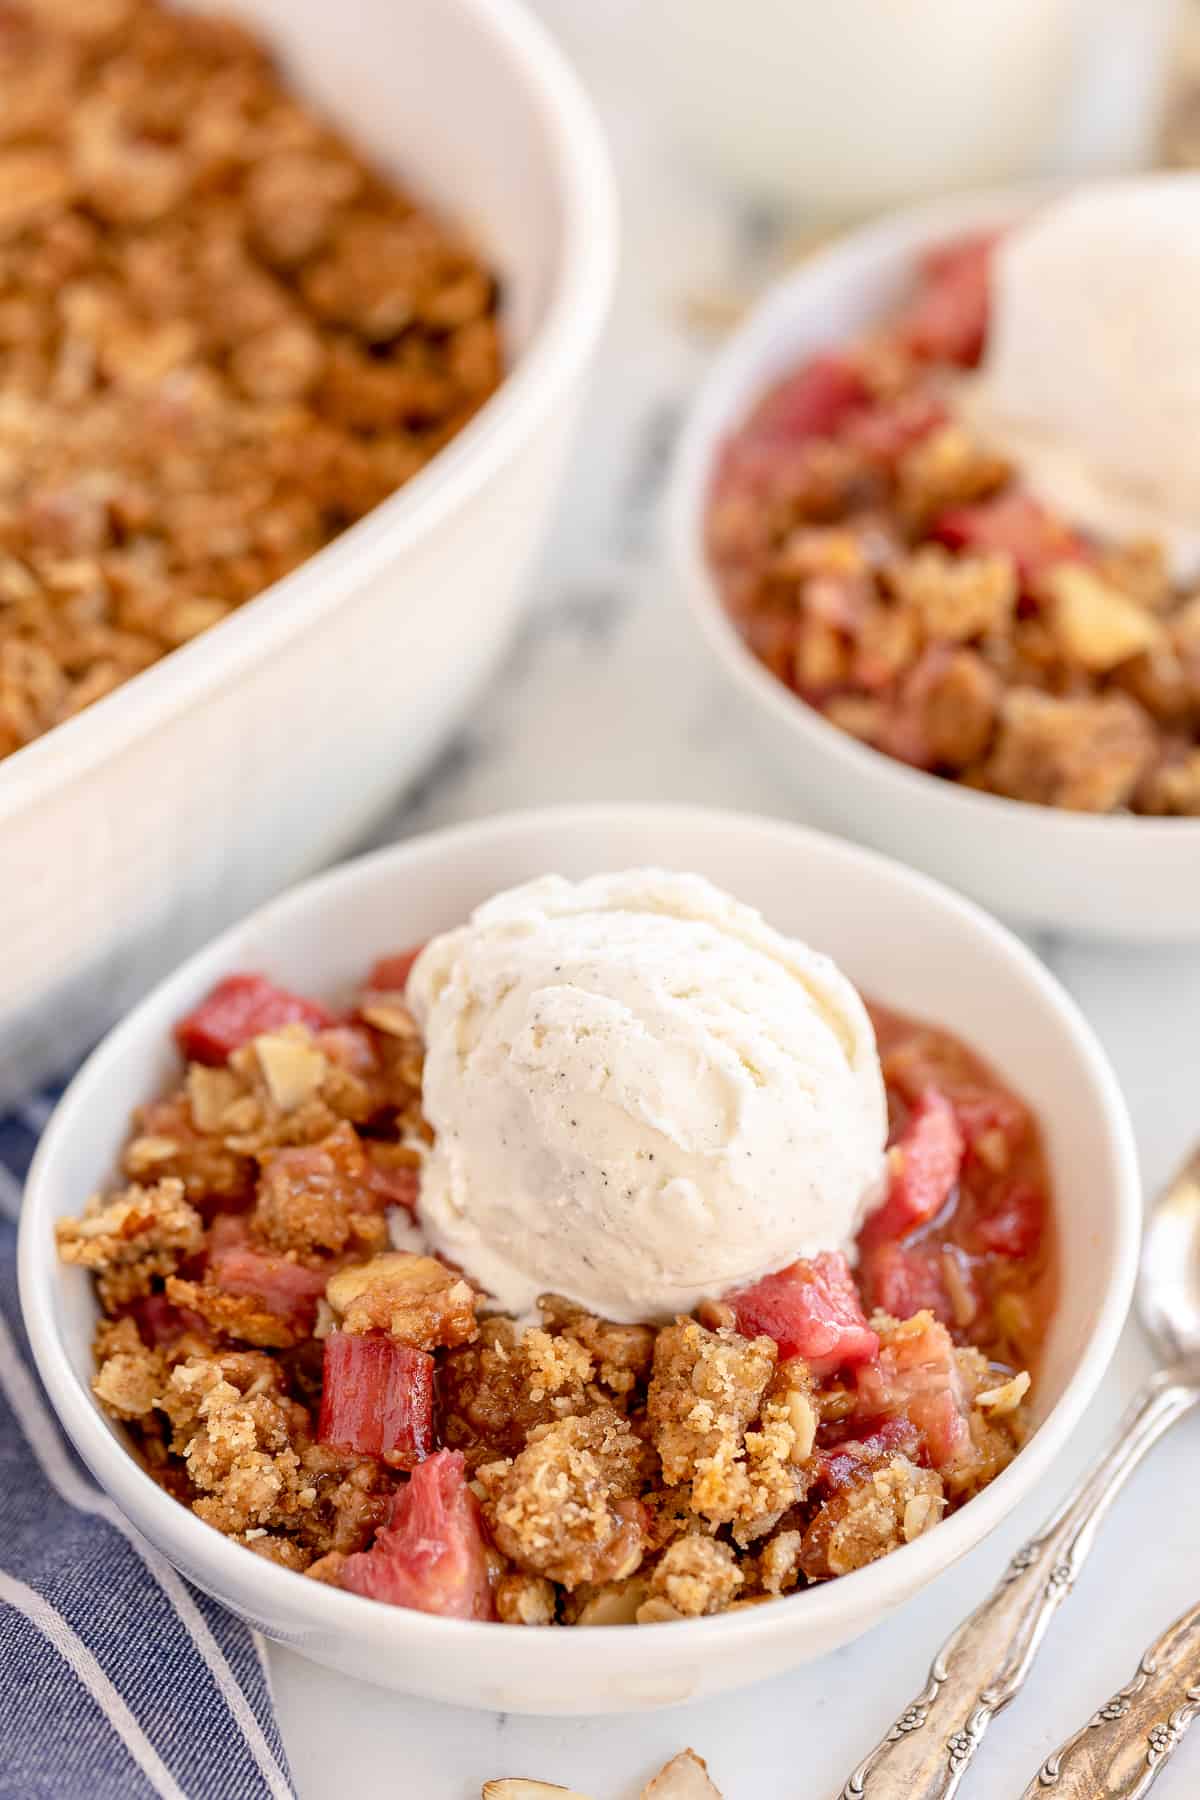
[646, 1536, 742, 1618]
[566, 1574, 650, 1626]
[975, 1369, 1031, 1415]
[482, 1784, 594, 1800]
[641, 1749, 724, 1799]
[253, 1032, 329, 1113]
[1045, 563, 1162, 671]
[495, 1572, 557, 1627]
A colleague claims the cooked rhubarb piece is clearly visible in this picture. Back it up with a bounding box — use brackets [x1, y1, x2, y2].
[972, 1182, 1045, 1259]
[175, 974, 334, 1064]
[933, 491, 1087, 583]
[856, 1312, 970, 1470]
[365, 948, 425, 993]
[858, 1238, 952, 1325]
[208, 1215, 330, 1326]
[815, 1415, 922, 1492]
[898, 231, 997, 367]
[860, 1088, 964, 1250]
[744, 352, 870, 445]
[365, 1158, 420, 1213]
[337, 1449, 495, 1618]
[318, 1331, 435, 1467]
[729, 1251, 878, 1377]
[130, 1293, 210, 1347]
[844, 390, 947, 465]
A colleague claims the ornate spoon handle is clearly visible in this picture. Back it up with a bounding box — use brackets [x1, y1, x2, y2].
[1022, 1599, 1200, 1798]
[836, 1369, 1200, 1800]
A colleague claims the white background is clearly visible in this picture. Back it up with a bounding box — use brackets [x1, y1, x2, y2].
[270, 5, 1200, 1792]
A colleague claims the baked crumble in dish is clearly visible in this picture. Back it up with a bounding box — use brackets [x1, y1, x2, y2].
[0, 0, 501, 762]
[56, 952, 1054, 1627]
[707, 230, 1200, 815]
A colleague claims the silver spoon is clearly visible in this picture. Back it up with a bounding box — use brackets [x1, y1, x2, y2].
[834, 1147, 1200, 1800]
[1019, 1593, 1200, 1798]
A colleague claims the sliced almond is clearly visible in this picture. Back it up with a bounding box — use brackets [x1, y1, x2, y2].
[482, 1784, 595, 1799]
[1046, 563, 1162, 671]
[976, 1369, 1031, 1416]
[641, 1749, 724, 1798]
[573, 1575, 649, 1626]
[361, 998, 419, 1039]
[786, 1389, 817, 1464]
[186, 1063, 241, 1132]
[253, 1031, 327, 1112]
[124, 1134, 180, 1172]
[902, 1491, 945, 1542]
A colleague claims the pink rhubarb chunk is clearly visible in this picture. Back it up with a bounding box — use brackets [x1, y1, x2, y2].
[933, 490, 1088, 583]
[860, 1088, 964, 1251]
[729, 1251, 879, 1377]
[856, 1312, 970, 1470]
[207, 1214, 330, 1327]
[338, 1449, 495, 1619]
[318, 1331, 435, 1468]
[175, 974, 334, 1064]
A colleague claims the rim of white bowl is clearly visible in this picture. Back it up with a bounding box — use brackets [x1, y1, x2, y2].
[19, 804, 1141, 1669]
[0, 0, 618, 821]
[666, 180, 1200, 846]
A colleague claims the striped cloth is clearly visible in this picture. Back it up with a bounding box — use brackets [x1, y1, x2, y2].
[0, 1089, 296, 1800]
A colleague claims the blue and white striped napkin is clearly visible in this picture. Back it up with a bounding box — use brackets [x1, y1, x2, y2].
[0, 1088, 296, 1800]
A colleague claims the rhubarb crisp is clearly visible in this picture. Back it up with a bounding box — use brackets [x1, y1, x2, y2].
[56, 952, 1054, 1626]
[0, 0, 501, 762]
[708, 231, 1200, 813]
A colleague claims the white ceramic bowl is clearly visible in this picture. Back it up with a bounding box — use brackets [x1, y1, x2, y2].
[0, 0, 616, 1100]
[666, 185, 1200, 941]
[20, 804, 1138, 1714]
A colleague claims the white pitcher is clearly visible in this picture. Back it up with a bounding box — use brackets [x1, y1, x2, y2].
[653, 0, 1184, 215]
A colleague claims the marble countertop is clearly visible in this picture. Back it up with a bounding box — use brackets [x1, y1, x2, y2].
[269, 7, 1200, 1792]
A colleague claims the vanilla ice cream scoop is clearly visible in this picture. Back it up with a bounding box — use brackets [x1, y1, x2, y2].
[960, 175, 1200, 579]
[406, 870, 886, 1323]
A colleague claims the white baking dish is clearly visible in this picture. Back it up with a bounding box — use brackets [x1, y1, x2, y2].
[0, 0, 616, 1100]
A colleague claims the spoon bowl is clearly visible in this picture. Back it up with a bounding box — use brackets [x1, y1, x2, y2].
[1139, 1148, 1200, 1370]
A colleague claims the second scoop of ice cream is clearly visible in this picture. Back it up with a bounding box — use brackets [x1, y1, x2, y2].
[407, 869, 887, 1323]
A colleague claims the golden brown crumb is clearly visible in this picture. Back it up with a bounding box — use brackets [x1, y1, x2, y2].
[495, 1572, 557, 1627]
[55, 1178, 201, 1308]
[159, 1352, 314, 1536]
[800, 1456, 945, 1579]
[478, 1408, 649, 1591]
[91, 1315, 166, 1420]
[164, 1276, 300, 1351]
[441, 1319, 594, 1468]
[325, 1251, 477, 1351]
[984, 688, 1157, 811]
[756, 1528, 804, 1596]
[0, 0, 500, 765]
[887, 544, 1016, 643]
[538, 1298, 655, 1400]
[253, 1123, 388, 1260]
[643, 1535, 742, 1619]
[646, 1320, 787, 1535]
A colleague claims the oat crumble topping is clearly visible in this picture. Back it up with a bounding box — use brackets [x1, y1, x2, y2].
[58, 962, 1050, 1623]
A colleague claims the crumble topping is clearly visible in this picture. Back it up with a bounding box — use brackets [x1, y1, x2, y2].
[55, 1176, 201, 1307]
[0, 0, 501, 764]
[58, 965, 1047, 1623]
[709, 230, 1200, 814]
